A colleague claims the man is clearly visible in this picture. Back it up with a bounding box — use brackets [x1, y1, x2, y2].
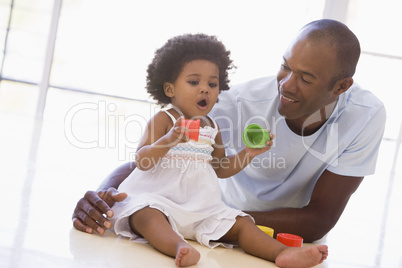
[72, 19, 385, 242]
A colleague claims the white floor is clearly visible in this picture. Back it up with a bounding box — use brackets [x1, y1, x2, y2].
[0, 83, 401, 268]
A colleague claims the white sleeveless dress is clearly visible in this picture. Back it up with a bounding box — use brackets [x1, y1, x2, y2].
[112, 111, 251, 248]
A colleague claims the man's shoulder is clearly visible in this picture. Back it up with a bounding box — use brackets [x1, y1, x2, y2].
[346, 83, 384, 109]
[342, 83, 385, 120]
[334, 83, 386, 143]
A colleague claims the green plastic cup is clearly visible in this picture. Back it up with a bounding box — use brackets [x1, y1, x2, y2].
[242, 124, 270, 148]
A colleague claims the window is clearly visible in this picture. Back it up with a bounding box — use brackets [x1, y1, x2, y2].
[50, 0, 325, 100]
[344, 0, 402, 140]
[0, 0, 53, 83]
[0, 0, 400, 130]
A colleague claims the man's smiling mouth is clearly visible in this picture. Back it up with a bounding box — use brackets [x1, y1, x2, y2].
[282, 95, 296, 103]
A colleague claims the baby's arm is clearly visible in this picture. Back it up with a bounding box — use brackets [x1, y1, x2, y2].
[211, 128, 274, 178]
[135, 112, 188, 171]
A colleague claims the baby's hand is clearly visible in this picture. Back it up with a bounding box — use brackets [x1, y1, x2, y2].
[245, 132, 275, 158]
[165, 116, 190, 146]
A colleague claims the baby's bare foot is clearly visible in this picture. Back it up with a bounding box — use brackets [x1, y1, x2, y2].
[275, 245, 328, 268]
[175, 245, 200, 267]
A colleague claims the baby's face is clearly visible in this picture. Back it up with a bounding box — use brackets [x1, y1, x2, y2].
[166, 59, 219, 119]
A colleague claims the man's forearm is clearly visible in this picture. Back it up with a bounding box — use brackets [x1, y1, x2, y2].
[247, 207, 332, 243]
[248, 172, 362, 242]
[97, 162, 136, 191]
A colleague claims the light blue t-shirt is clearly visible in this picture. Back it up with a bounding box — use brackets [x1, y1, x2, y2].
[210, 76, 386, 211]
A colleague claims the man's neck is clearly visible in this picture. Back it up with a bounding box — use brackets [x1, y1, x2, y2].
[286, 100, 338, 136]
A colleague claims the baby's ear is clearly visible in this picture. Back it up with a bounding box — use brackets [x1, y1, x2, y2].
[163, 82, 174, 97]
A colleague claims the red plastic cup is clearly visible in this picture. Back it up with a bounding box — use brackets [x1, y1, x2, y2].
[276, 233, 303, 247]
[181, 119, 200, 141]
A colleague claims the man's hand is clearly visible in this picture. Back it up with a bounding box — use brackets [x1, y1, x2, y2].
[72, 188, 127, 235]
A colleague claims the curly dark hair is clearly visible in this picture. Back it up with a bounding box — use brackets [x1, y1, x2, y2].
[146, 33, 235, 107]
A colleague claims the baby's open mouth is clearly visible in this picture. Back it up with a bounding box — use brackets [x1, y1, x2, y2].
[197, 99, 207, 107]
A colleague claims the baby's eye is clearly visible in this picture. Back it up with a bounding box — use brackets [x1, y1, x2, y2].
[188, 80, 198, 85]
[209, 83, 218, 88]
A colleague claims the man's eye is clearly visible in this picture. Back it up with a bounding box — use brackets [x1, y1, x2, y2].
[281, 64, 290, 71]
[301, 77, 312, 84]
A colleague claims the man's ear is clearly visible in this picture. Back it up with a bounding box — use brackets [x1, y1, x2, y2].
[334, 77, 354, 96]
[163, 82, 174, 97]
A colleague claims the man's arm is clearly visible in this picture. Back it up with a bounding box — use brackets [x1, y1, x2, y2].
[247, 170, 363, 242]
[72, 162, 136, 235]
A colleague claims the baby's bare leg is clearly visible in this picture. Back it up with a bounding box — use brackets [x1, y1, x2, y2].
[129, 207, 200, 267]
[219, 216, 328, 268]
[219, 216, 285, 262]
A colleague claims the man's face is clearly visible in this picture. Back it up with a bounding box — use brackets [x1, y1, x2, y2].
[276, 35, 339, 124]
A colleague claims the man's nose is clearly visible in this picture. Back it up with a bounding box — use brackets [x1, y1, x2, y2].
[280, 72, 297, 92]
